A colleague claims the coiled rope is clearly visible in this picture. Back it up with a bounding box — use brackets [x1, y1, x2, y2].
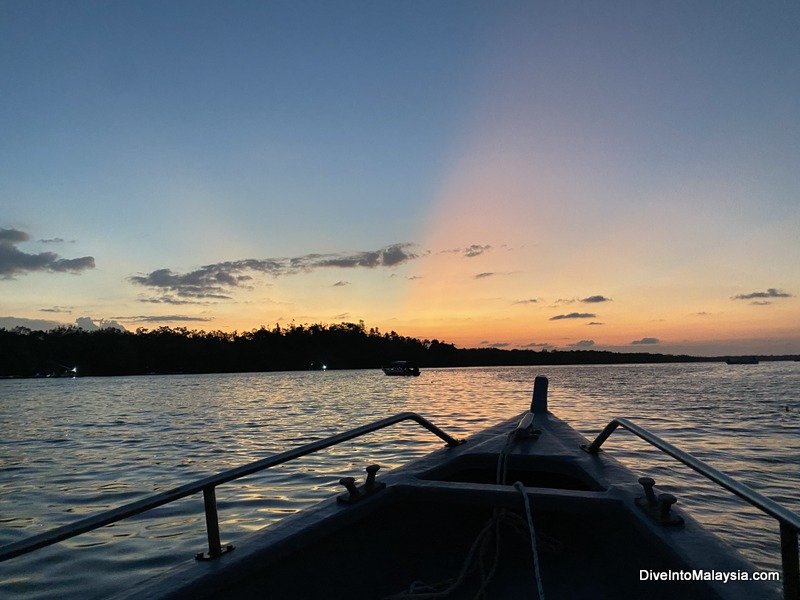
[385, 427, 546, 599]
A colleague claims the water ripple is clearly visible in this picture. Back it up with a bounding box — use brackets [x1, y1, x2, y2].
[1, 364, 798, 598]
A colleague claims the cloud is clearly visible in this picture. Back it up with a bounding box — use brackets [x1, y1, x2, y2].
[553, 295, 611, 306]
[463, 244, 492, 258]
[0, 316, 64, 330]
[129, 243, 419, 301]
[513, 299, 539, 305]
[732, 288, 793, 300]
[568, 340, 595, 347]
[480, 341, 511, 348]
[1, 315, 127, 333]
[333, 281, 350, 287]
[139, 296, 210, 305]
[587, 321, 604, 325]
[550, 312, 597, 320]
[0, 229, 27, 244]
[631, 337, 660, 345]
[522, 341, 551, 348]
[41, 306, 73, 313]
[439, 244, 492, 257]
[474, 272, 494, 279]
[0, 228, 95, 277]
[129, 268, 240, 300]
[75, 317, 126, 331]
[581, 295, 611, 303]
[116, 315, 214, 323]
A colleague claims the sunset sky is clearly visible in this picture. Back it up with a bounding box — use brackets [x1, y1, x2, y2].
[2, 1, 798, 356]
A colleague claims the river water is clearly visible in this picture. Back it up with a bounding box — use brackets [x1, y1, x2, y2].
[1, 363, 798, 598]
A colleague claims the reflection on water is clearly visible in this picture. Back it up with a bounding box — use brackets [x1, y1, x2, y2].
[0, 363, 798, 598]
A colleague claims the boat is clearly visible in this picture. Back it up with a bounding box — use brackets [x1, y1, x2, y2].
[2, 377, 798, 599]
[382, 360, 420, 376]
[726, 357, 760, 365]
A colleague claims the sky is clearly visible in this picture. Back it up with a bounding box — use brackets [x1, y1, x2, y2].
[2, 1, 799, 356]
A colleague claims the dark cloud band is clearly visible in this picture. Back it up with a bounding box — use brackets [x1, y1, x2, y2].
[130, 243, 419, 301]
[581, 295, 611, 303]
[0, 228, 95, 277]
[732, 288, 792, 300]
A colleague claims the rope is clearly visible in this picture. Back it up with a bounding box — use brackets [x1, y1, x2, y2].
[513, 481, 546, 600]
[385, 424, 547, 599]
[382, 510, 508, 599]
[495, 432, 515, 485]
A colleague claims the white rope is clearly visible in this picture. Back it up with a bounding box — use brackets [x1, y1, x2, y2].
[513, 481, 546, 600]
[495, 431, 515, 485]
[385, 426, 547, 599]
[381, 511, 506, 599]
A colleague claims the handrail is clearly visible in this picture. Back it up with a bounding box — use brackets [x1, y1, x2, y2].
[585, 417, 800, 600]
[0, 412, 463, 563]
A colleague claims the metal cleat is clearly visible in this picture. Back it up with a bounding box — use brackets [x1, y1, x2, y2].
[337, 465, 386, 504]
[635, 477, 684, 527]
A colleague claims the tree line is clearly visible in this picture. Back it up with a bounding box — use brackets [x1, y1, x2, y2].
[0, 321, 769, 378]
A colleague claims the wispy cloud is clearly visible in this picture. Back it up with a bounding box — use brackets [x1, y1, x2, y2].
[0, 228, 95, 278]
[139, 296, 212, 305]
[550, 312, 597, 320]
[474, 272, 495, 279]
[631, 337, 660, 345]
[463, 244, 492, 258]
[440, 244, 492, 258]
[554, 295, 611, 306]
[732, 288, 793, 301]
[115, 315, 214, 323]
[40, 306, 73, 314]
[513, 299, 539, 305]
[587, 321, 604, 325]
[480, 341, 511, 348]
[130, 244, 419, 302]
[332, 281, 351, 287]
[522, 341, 551, 348]
[568, 340, 595, 347]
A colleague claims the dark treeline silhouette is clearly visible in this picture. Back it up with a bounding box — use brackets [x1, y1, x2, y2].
[0, 322, 448, 377]
[1, 322, 796, 378]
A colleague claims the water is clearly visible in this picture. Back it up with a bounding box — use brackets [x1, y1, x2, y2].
[1, 363, 798, 598]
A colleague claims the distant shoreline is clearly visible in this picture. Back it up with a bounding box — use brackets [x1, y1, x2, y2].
[1, 323, 797, 378]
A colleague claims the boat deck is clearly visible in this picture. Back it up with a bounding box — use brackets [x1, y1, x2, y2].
[115, 411, 780, 599]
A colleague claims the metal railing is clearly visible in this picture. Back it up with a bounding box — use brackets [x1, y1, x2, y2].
[584, 417, 800, 600]
[0, 412, 463, 563]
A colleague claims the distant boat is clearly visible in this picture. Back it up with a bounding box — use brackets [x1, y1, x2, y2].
[726, 357, 759, 365]
[382, 361, 420, 376]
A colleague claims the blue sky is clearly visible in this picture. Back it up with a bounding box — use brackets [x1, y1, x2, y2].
[2, 1, 799, 355]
